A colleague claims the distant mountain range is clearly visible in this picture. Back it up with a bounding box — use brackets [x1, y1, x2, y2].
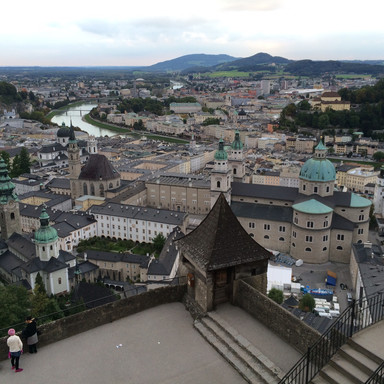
[143, 52, 384, 76]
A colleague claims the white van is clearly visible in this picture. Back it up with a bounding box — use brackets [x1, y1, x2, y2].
[319, 312, 333, 319]
[329, 310, 340, 318]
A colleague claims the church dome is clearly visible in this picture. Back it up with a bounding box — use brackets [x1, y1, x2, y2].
[57, 123, 71, 138]
[214, 139, 228, 161]
[34, 208, 58, 244]
[299, 141, 336, 182]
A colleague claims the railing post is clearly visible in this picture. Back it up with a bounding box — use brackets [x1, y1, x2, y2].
[349, 299, 356, 338]
[305, 346, 311, 384]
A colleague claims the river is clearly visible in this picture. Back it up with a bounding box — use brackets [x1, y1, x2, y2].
[51, 103, 118, 137]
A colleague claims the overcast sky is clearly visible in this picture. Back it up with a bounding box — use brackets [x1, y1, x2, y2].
[1, 0, 383, 66]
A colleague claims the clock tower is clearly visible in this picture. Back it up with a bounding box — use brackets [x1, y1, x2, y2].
[0, 159, 21, 240]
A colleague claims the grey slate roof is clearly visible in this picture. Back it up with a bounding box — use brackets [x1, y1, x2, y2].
[39, 143, 66, 154]
[232, 182, 299, 202]
[0, 250, 23, 275]
[79, 154, 120, 181]
[352, 243, 384, 297]
[18, 190, 71, 209]
[7, 233, 36, 260]
[176, 193, 271, 272]
[67, 260, 99, 280]
[90, 202, 186, 226]
[148, 227, 184, 276]
[231, 201, 293, 223]
[331, 213, 356, 231]
[85, 249, 150, 267]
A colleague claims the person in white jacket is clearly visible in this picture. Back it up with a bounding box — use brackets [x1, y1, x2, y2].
[7, 329, 23, 372]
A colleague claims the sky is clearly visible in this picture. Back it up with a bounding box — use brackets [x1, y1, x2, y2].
[1, 0, 383, 66]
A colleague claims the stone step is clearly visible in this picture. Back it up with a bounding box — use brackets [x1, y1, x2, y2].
[319, 364, 356, 384]
[338, 343, 378, 376]
[200, 316, 279, 384]
[347, 338, 383, 365]
[310, 374, 333, 384]
[207, 311, 283, 379]
[329, 355, 369, 383]
[194, 321, 261, 384]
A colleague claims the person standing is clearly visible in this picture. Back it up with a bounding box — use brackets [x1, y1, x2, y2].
[22, 316, 38, 353]
[7, 329, 23, 372]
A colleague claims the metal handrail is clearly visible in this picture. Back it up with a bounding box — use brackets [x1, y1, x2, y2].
[278, 292, 384, 384]
[365, 360, 384, 384]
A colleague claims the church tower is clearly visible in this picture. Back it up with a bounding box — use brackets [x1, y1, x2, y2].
[228, 130, 245, 182]
[34, 207, 59, 261]
[87, 135, 98, 155]
[0, 159, 21, 240]
[374, 165, 384, 215]
[211, 139, 231, 207]
[67, 127, 81, 200]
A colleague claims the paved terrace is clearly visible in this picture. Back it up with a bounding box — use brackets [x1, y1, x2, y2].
[0, 303, 301, 384]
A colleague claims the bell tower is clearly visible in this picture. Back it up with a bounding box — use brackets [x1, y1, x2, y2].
[228, 130, 245, 182]
[0, 159, 21, 240]
[211, 139, 231, 207]
[67, 127, 81, 200]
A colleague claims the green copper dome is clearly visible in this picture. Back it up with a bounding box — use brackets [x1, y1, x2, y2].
[299, 140, 336, 182]
[214, 139, 228, 160]
[231, 130, 243, 150]
[34, 207, 58, 244]
[0, 159, 18, 204]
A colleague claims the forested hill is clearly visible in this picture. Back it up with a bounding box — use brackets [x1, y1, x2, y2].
[145, 54, 238, 72]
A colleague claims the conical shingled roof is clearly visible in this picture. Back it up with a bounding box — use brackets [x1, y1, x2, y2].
[79, 154, 120, 181]
[177, 194, 271, 271]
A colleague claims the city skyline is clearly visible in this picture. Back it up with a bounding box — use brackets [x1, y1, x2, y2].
[1, 0, 383, 67]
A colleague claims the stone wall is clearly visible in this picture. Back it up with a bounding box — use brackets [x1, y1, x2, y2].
[1, 285, 186, 360]
[233, 279, 320, 353]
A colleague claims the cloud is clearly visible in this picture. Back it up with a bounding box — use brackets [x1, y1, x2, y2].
[220, 0, 285, 11]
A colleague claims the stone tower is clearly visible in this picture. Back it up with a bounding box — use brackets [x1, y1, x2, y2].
[228, 130, 245, 183]
[211, 139, 231, 207]
[67, 127, 81, 200]
[34, 207, 59, 261]
[0, 159, 21, 240]
[374, 165, 384, 215]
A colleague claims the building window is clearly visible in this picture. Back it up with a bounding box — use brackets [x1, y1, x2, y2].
[303, 184, 306, 191]
[307, 221, 314, 228]
[264, 235, 269, 239]
[217, 181, 221, 188]
[337, 246, 343, 250]
[279, 237, 285, 241]
[326, 186, 330, 193]
[314, 186, 318, 193]
[249, 233, 254, 238]
[323, 235, 328, 241]
[323, 247, 327, 251]
[323, 221, 329, 227]
[279, 226, 286, 232]
[305, 247, 312, 252]
[337, 234, 344, 241]
[292, 243, 295, 247]
[249, 222, 255, 228]
[358, 228, 364, 235]
[58, 278, 62, 284]
[264, 224, 270, 231]
[292, 231, 296, 238]
[305, 236, 313, 242]
[358, 214, 364, 221]
[294, 217, 298, 224]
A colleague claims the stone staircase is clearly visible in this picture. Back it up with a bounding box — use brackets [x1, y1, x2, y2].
[194, 311, 283, 384]
[310, 338, 383, 384]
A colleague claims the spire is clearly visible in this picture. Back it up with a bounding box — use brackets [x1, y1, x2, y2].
[0, 158, 18, 204]
[69, 126, 76, 142]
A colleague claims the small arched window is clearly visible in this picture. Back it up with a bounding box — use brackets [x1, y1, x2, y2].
[337, 246, 343, 250]
[323, 247, 327, 251]
[264, 235, 269, 239]
[305, 247, 312, 252]
[217, 181, 221, 188]
[279, 237, 284, 241]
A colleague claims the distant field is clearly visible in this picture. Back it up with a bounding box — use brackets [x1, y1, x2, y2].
[205, 71, 252, 78]
[335, 74, 372, 79]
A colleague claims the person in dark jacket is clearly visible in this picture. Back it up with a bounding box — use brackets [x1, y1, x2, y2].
[22, 316, 38, 353]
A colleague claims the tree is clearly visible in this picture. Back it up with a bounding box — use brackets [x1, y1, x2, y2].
[19, 147, 31, 175]
[152, 233, 166, 254]
[0, 151, 10, 167]
[268, 288, 284, 304]
[318, 114, 330, 130]
[373, 151, 384, 162]
[299, 293, 315, 312]
[0, 285, 30, 334]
